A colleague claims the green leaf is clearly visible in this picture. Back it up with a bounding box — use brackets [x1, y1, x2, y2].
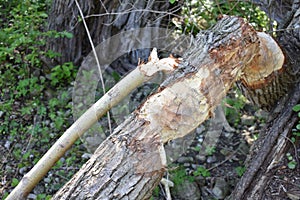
[61, 31, 73, 39]
[292, 104, 300, 112]
[169, 0, 176, 4]
[11, 178, 19, 187]
[288, 161, 297, 169]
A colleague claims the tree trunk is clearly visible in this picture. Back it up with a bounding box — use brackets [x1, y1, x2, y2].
[230, 0, 300, 199]
[45, 0, 174, 67]
[53, 16, 262, 199]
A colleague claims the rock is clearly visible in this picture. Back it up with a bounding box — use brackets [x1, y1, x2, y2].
[0, 110, 4, 118]
[177, 156, 194, 164]
[254, 109, 269, 119]
[241, 114, 255, 126]
[196, 125, 205, 134]
[44, 177, 51, 183]
[4, 140, 11, 149]
[196, 154, 206, 162]
[82, 153, 92, 159]
[172, 180, 201, 200]
[237, 142, 250, 155]
[19, 167, 27, 175]
[212, 177, 229, 199]
[27, 193, 37, 199]
[207, 155, 217, 163]
[183, 163, 191, 167]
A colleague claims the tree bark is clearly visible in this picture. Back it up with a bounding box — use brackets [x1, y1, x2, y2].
[53, 16, 262, 199]
[45, 0, 176, 67]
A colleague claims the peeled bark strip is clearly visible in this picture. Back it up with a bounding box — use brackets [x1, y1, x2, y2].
[53, 16, 261, 199]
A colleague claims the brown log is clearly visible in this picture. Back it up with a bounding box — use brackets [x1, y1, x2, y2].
[53, 16, 262, 199]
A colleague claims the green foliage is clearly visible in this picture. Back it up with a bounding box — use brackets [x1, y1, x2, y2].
[50, 62, 78, 87]
[223, 89, 247, 126]
[0, 0, 81, 197]
[11, 178, 19, 187]
[286, 152, 297, 169]
[170, 167, 194, 186]
[193, 166, 210, 177]
[177, 0, 270, 34]
[291, 104, 300, 140]
[36, 193, 52, 200]
[235, 166, 246, 177]
[205, 146, 216, 156]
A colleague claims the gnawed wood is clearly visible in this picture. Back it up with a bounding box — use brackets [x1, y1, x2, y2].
[53, 16, 263, 199]
[237, 32, 287, 111]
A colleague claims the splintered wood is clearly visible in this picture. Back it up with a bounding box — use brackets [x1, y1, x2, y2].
[138, 16, 260, 142]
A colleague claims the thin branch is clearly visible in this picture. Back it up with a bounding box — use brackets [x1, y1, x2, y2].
[6, 49, 180, 200]
[74, 0, 113, 134]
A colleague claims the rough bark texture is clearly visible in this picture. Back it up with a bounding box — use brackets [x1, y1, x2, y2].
[45, 0, 176, 67]
[53, 16, 261, 199]
[230, 0, 300, 199]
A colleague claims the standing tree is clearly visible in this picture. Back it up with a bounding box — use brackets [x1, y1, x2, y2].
[45, 0, 178, 67]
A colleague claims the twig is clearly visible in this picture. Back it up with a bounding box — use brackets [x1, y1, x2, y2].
[74, 0, 113, 134]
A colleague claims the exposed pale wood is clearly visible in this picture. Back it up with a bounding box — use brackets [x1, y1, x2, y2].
[53, 16, 262, 199]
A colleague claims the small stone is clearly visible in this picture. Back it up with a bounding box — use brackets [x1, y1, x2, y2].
[82, 153, 92, 159]
[195, 154, 206, 162]
[19, 167, 27, 175]
[4, 140, 11, 149]
[207, 155, 217, 163]
[196, 125, 205, 134]
[27, 193, 37, 199]
[177, 156, 193, 164]
[0, 111, 4, 118]
[191, 164, 198, 169]
[241, 114, 255, 126]
[183, 163, 191, 167]
[44, 177, 51, 183]
[223, 131, 233, 138]
[212, 177, 229, 199]
[172, 180, 201, 200]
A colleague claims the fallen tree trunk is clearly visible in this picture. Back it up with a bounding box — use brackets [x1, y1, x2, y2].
[53, 16, 265, 199]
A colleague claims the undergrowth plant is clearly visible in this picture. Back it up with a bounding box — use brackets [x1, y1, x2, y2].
[0, 0, 83, 198]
